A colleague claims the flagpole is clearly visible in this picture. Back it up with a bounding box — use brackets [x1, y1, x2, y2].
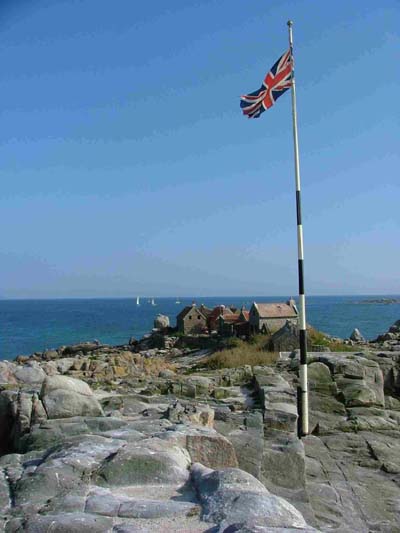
[287, 20, 309, 437]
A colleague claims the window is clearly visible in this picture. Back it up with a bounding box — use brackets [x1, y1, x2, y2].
[197, 315, 201, 320]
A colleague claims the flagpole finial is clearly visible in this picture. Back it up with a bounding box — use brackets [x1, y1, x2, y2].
[287, 20, 293, 27]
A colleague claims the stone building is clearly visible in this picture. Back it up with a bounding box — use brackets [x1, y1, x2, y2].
[207, 305, 234, 332]
[217, 313, 240, 337]
[249, 299, 298, 334]
[217, 306, 250, 337]
[176, 304, 208, 334]
[268, 320, 300, 351]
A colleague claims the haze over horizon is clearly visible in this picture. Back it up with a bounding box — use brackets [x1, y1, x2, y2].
[1, 0, 399, 299]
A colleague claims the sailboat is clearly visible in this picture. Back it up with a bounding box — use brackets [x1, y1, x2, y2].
[151, 298, 156, 306]
[136, 297, 140, 306]
[175, 298, 181, 304]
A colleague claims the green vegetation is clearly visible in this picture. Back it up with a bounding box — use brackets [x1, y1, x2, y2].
[307, 326, 358, 352]
[197, 336, 278, 370]
[195, 326, 357, 371]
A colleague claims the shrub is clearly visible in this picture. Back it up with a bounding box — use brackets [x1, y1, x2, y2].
[307, 326, 357, 352]
[197, 338, 278, 370]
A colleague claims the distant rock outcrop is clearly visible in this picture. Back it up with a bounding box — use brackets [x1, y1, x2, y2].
[350, 327, 365, 342]
[373, 319, 400, 349]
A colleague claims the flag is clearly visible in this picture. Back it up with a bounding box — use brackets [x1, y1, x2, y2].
[240, 49, 292, 118]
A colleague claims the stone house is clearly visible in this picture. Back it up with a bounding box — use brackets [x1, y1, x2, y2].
[217, 313, 240, 337]
[268, 320, 300, 351]
[217, 306, 250, 337]
[198, 304, 212, 320]
[176, 304, 208, 334]
[234, 308, 250, 337]
[249, 299, 298, 334]
[207, 305, 234, 332]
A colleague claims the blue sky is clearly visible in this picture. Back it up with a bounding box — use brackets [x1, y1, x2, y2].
[1, 0, 399, 298]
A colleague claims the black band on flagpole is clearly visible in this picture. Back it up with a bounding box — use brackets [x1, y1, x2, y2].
[298, 259, 304, 295]
[299, 330, 307, 365]
[296, 191, 302, 225]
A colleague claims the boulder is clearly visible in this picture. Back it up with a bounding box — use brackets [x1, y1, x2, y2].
[311, 353, 385, 408]
[191, 463, 308, 529]
[0, 361, 17, 385]
[165, 401, 214, 427]
[308, 362, 337, 395]
[42, 349, 59, 360]
[14, 361, 46, 385]
[154, 314, 170, 329]
[158, 369, 176, 379]
[186, 432, 238, 468]
[95, 438, 190, 486]
[0, 467, 10, 516]
[60, 342, 101, 356]
[40, 376, 104, 419]
[264, 402, 298, 433]
[56, 358, 76, 374]
[41, 361, 59, 376]
[337, 378, 379, 407]
[350, 328, 365, 342]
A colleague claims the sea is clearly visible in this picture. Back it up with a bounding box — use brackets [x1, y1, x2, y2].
[1, 295, 399, 361]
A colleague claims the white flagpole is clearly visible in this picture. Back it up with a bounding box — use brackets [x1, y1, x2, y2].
[287, 20, 309, 437]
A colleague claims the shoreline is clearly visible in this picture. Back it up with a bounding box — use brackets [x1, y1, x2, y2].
[1, 295, 400, 360]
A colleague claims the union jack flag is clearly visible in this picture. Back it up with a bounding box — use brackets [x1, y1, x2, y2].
[240, 49, 292, 118]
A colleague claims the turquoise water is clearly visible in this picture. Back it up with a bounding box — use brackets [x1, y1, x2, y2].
[1, 295, 399, 360]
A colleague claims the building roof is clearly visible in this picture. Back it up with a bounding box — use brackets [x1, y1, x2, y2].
[240, 310, 250, 321]
[253, 302, 298, 318]
[176, 305, 207, 321]
[219, 313, 241, 324]
[208, 305, 234, 323]
[199, 304, 213, 318]
[271, 320, 299, 340]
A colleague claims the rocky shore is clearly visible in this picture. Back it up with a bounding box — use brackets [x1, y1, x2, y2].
[1, 321, 400, 532]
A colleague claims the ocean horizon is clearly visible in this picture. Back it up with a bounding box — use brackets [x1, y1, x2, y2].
[1, 294, 399, 361]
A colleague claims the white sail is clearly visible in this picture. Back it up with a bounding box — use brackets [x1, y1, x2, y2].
[136, 297, 140, 305]
[151, 298, 156, 306]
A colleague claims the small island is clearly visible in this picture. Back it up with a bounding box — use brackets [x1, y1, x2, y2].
[356, 298, 400, 305]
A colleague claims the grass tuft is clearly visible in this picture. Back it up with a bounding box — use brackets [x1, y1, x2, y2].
[197, 336, 278, 370]
[307, 326, 358, 351]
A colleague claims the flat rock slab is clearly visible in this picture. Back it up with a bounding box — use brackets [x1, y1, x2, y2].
[95, 438, 190, 487]
[86, 488, 199, 519]
[304, 433, 400, 531]
[19, 512, 113, 533]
